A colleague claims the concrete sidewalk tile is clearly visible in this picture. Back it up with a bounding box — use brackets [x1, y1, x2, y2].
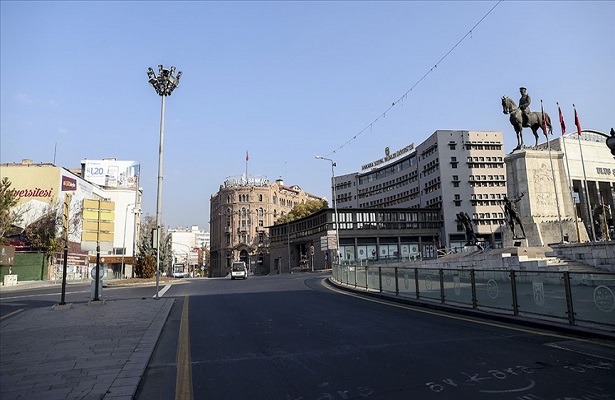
[105, 384, 136, 397]
[110, 376, 141, 388]
[26, 387, 74, 399]
[1, 297, 175, 399]
[0, 391, 21, 400]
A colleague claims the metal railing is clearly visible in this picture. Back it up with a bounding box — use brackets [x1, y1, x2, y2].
[331, 264, 615, 330]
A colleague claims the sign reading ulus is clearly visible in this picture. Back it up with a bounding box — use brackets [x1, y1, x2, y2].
[81, 199, 115, 252]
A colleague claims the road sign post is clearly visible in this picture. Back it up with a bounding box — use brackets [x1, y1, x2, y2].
[81, 199, 115, 302]
[59, 193, 71, 306]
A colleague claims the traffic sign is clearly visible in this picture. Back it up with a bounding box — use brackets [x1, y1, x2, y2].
[82, 220, 114, 232]
[83, 199, 115, 211]
[82, 210, 115, 221]
[82, 232, 114, 242]
[81, 198, 115, 249]
[90, 266, 105, 279]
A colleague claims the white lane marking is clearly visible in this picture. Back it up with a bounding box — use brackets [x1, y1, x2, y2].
[153, 284, 172, 298]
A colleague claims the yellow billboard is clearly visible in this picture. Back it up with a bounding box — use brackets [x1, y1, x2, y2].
[0, 164, 60, 206]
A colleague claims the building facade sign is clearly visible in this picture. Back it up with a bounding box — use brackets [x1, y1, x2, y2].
[361, 144, 414, 171]
[596, 167, 615, 177]
[61, 175, 77, 192]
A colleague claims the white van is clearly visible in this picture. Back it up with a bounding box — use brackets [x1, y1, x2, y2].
[231, 261, 248, 280]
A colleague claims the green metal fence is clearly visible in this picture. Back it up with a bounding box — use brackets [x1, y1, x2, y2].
[0, 252, 48, 282]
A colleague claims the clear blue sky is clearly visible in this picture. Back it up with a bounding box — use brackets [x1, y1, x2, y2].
[2, 1, 613, 231]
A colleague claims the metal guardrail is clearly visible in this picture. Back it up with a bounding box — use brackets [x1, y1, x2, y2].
[331, 264, 615, 330]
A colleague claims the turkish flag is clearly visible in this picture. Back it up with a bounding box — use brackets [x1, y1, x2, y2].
[541, 103, 548, 138]
[558, 104, 566, 135]
[574, 107, 582, 135]
[246, 151, 249, 161]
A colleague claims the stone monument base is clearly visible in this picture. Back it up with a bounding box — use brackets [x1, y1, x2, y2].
[505, 149, 590, 247]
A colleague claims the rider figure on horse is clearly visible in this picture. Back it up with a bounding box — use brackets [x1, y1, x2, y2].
[519, 87, 531, 127]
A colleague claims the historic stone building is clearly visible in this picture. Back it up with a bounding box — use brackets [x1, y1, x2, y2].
[209, 176, 323, 277]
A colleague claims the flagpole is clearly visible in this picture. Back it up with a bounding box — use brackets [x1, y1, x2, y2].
[574, 104, 596, 241]
[542, 100, 564, 243]
[557, 102, 581, 242]
[245, 150, 249, 184]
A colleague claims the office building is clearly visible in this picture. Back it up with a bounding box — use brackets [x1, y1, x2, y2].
[334, 130, 507, 250]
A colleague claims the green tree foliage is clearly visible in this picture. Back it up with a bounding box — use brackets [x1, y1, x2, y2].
[275, 199, 328, 225]
[135, 214, 171, 278]
[0, 177, 22, 243]
[24, 209, 63, 258]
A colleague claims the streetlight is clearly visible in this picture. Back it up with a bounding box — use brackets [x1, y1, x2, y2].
[121, 203, 135, 278]
[147, 65, 182, 299]
[315, 156, 340, 265]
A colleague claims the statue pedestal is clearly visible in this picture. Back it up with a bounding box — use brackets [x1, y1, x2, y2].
[505, 149, 589, 246]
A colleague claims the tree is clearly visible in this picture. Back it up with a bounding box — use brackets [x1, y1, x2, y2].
[275, 199, 328, 225]
[135, 214, 171, 278]
[23, 207, 63, 258]
[0, 177, 22, 244]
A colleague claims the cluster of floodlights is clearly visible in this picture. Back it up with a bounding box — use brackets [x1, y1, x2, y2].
[147, 65, 182, 97]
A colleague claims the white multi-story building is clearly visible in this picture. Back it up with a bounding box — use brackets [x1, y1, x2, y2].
[168, 226, 210, 270]
[334, 130, 507, 250]
[1, 158, 142, 279]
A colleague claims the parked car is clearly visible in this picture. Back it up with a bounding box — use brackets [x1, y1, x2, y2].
[230, 261, 248, 280]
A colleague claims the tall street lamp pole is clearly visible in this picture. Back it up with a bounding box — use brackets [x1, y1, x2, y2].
[315, 156, 340, 264]
[147, 65, 182, 299]
[121, 203, 135, 278]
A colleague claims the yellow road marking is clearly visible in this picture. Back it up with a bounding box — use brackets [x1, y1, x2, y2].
[321, 279, 615, 348]
[176, 296, 193, 400]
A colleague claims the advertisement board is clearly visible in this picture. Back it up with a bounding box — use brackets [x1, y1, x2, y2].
[83, 160, 139, 189]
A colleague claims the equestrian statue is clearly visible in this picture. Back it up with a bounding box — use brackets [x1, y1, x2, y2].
[501, 87, 552, 151]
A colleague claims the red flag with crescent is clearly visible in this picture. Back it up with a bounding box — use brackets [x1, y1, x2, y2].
[557, 104, 566, 135]
[574, 106, 582, 135]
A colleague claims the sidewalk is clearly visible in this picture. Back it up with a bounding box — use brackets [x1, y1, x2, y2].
[0, 295, 174, 399]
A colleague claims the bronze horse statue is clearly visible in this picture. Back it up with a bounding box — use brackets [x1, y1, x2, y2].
[501, 96, 552, 151]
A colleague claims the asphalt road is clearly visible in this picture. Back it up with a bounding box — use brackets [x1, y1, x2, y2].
[0, 281, 164, 318]
[137, 273, 615, 400]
